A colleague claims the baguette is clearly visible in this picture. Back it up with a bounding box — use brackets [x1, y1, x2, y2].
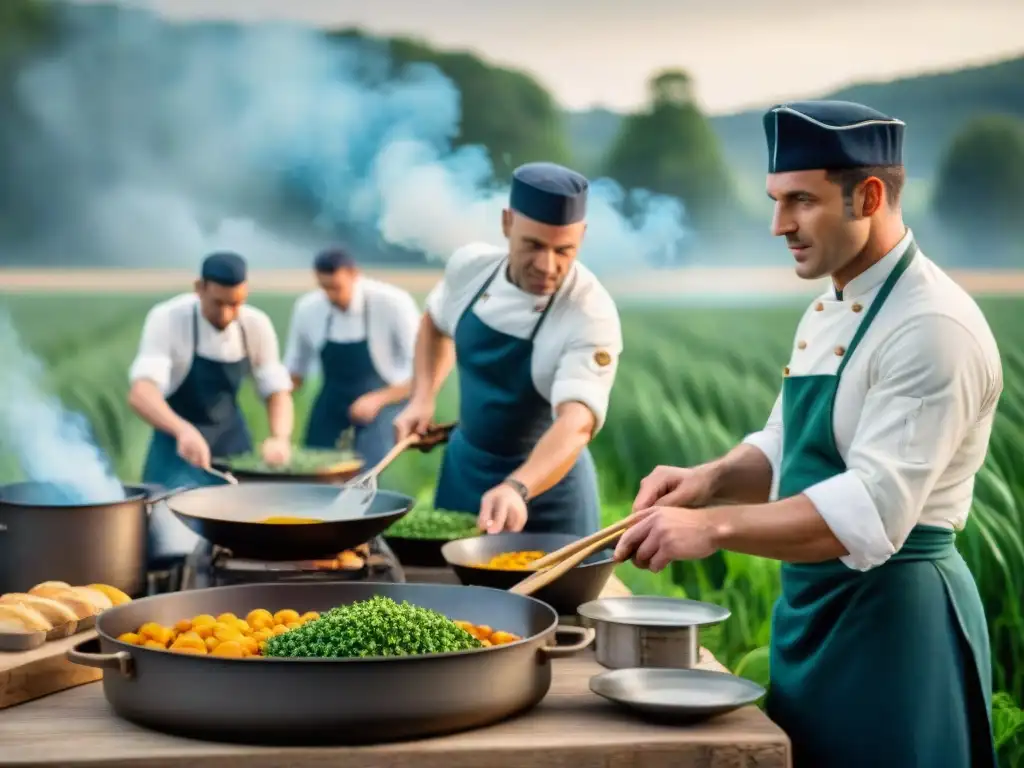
[0, 618, 35, 634]
[0, 603, 53, 632]
[0, 594, 78, 625]
[68, 586, 113, 612]
[28, 581, 72, 600]
[50, 591, 97, 620]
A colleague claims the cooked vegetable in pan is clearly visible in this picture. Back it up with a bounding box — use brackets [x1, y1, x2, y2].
[476, 551, 546, 571]
[221, 448, 361, 475]
[117, 599, 522, 658]
[385, 507, 481, 540]
[258, 517, 323, 524]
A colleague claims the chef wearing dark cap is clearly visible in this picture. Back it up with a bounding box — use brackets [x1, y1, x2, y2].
[394, 162, 622, 537]
[283, 247, 420, 465]
[128, 252, 294, 559]
[614, 100, 1000, 768]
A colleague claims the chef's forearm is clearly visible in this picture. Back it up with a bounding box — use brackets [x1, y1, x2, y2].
[373, 380, 413, 406]
[127, 380, 190, 438]
[702, 443, 775, 505]
[706, 495, 848, 563]
[265, 392, 294, 440]
[410, 314, 455, 401]
[509, 404, 594, 498]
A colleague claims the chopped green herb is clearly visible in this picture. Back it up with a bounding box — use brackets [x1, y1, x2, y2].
[262, 596, 483, 658]
[385, 507, 481, 540]
[221, 447, 360, 475]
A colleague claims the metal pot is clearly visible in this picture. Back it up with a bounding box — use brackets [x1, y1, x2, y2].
[0, 481, 155, 596]
[67, 582, 595, 745]
[577, 596, 731, 670]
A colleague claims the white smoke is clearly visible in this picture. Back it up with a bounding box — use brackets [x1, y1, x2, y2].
[0, 308, 124, 503]
[6, 4, 689, 272]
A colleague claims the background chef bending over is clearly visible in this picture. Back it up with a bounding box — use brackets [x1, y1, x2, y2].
[395, 162, 623, 537]
[127, 252, 294, 561]
[283, 248, 420, 465]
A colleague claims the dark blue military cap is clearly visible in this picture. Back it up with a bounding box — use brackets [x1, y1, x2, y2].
[200, 251, 247, 286]
[313, 247, 356, 273]
[509, 162, 589, 226]
[763, 100, 905, 173]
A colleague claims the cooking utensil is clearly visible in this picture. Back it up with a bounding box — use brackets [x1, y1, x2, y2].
[0, 482, 154, 596]
[577, 596, 731, 669]
[66, 581, 596, 745]
[202, 466, 237, 485]
[164, 483, 416, 560]
[589, 667, 766, 722]
[441, 532, 616, 615]
[411, 421, 456, 452]
[323, 433, 419, 520]
[527, 516, 635, 571]
[509, 530, 621, 596]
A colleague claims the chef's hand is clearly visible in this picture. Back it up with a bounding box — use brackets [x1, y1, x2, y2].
[478, 484, 528, 534]
[176, 423, 211, 469]
[393, 397, 435, 441]
[349, 392, 385, 426]
[613, 506, 718, 572]
[260, 436, 292, 466]
[632, 465, 716, 512]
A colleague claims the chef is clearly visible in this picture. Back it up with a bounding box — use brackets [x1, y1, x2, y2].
[614, 100, 1000, 768]
[393, 162, 622, 537]
[128, 251, 294, 559]
[283, 247, 420, 465]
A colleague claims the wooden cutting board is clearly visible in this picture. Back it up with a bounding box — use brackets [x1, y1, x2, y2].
[0, 629, 101, 710]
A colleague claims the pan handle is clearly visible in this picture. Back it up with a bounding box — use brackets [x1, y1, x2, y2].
[146, 485, 199, 505]
[539, 624, 596, 659]
[67, 637, 135, 678]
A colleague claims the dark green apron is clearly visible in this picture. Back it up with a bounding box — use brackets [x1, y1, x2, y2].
[768, 242, 997, 768]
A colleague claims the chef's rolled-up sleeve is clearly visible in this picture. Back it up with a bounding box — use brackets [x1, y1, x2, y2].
[248, 311, 293, 399]
[425, 279, 451, 336]
[741, 392, 783, 501]
[550, 303, 623, 433]
[283, 299, 315, 378]
[390, 290, 422, 379]
[128, 305, 174, 394]
[802, 314, 998, 571]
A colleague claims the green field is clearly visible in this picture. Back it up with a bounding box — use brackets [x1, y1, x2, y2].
[2, 291, 1022, 763]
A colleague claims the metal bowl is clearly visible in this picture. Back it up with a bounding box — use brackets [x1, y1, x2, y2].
[577, 596, 730, 669]
[441, 532, 616, 616]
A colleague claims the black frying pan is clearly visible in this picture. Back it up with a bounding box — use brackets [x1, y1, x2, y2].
[158, 484, 415, 560]
[441, 532, 616, 616]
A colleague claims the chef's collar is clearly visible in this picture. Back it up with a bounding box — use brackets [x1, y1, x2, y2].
[330, 275, 364, 314]
[834, 228, 914, 301]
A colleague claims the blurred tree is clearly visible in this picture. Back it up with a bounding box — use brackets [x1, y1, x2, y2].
[601, 69, 738, 231]
[932, 115, 1024, 245]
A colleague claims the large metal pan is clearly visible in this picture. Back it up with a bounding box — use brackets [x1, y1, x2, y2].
[67, 581, 595, 744]
[0, 482, 155, 596]
[441, 532, 616, 616]
[160, 484, 415, 560]
[210, 457, 364, 485]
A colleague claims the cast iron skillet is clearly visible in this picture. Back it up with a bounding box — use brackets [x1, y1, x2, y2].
[441, 532, 616, 616]
[159, 484, 415, 560]
[67, 581, 595, 745]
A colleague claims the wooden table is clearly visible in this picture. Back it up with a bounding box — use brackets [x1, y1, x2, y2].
[0, 570, 791, 767]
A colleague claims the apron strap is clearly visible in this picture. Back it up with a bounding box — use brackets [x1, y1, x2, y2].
[467, 259, 567, 342]
[191, 303, 199, 362]
[836, 239, 918, 377]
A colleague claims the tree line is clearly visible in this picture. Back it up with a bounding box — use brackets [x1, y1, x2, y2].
[0, 0, 1021, 265]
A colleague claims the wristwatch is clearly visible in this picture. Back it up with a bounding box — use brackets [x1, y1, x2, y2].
[502, 477, 529, 502]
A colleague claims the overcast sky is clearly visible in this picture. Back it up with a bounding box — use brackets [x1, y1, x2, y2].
[71, 0, 1024, 114]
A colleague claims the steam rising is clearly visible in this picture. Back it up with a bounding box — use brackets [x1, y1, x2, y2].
[0, 309, 124, 504]
[9, 4, 689, 271]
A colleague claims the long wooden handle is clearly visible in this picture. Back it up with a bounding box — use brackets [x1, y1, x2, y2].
[528, 516, 635, 571]
[509, 530, 624, 597]
[366, 434, 421, 479]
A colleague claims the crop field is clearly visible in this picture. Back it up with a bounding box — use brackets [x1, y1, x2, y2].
[1, 289, 1022, 763]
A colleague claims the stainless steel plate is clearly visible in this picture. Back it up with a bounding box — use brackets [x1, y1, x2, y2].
[577, 596, 730, 627]
[590, 668, 765, 721]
